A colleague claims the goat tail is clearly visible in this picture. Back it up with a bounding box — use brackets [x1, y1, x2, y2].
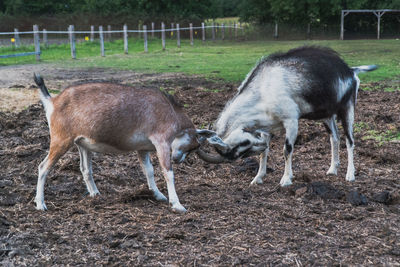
[33, 73, 54, 118]
[352, 65, 378, 74]
[33, 73, 51, 99]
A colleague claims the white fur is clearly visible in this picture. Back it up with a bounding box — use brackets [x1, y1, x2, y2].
[165, 170, 186, 213]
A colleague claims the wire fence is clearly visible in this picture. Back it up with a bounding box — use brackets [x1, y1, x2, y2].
[0, 23, 245, 60]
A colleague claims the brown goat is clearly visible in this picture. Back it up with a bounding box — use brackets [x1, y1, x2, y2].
[33, 74, 200, 213]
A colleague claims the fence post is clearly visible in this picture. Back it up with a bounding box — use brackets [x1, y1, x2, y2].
[68, 25, 76, 59]
[107, 25, 111, 42]
[14, 28, 21, 47]
[171, 23, 174, 39]
[189, 23, 194, 46]
[202, 22, 205, 42]
[99, 26, 105, 57]
[234, 23, 238, 39]
[123, 24, 128, 54]
[33, 25, 41, 61]
[90, 25, 94, 42]
[221, 23, 225, 40]
[176, 23, 181, 48]
[161, 22, 166, 51]
[274, 22, 279, 38]
[151, 22, 155, 38]
[212, 22, 215, 41]
[43, 29, 48, 48]
[143, 25, 148, 53]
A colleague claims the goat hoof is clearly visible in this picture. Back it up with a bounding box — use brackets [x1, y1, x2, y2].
[326, 169, 337, 176]
[250, 178, 263, 185]
[171, 203, 187, 213]
[279, 177, 292, 187]
[154, 192, 168, 202]
[346, 175, 355, 182]
[89, 190, 100, 197]
[35, 201, 47, 211]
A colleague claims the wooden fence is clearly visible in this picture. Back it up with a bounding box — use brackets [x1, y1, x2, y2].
[0, 23, 244, 61]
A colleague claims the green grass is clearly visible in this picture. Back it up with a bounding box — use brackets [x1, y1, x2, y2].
[354, 122, 400, 145]
[1, 38, 399, 83]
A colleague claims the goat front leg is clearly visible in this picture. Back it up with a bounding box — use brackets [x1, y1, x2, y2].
[138, 151, 167, 202]
[280, 119, 298, 187]
[152, 140, 186, 213]
[250, 146, 270, 185]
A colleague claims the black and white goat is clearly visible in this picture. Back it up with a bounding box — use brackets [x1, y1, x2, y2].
[33, 74, 201, 213]
[197, 46, 377, 186]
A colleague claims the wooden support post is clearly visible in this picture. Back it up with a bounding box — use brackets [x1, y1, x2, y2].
[189, 23, 194, 46]
[234, 23, 238, 39]
[274, 22, 278, 38]
[123, 24, 128, 54]
[90, 25, 94, 42]
[221, 23, 225, 40]
[161, 22, 166, 50]
[176, 24, 181, 48]
[14, 28, 21, 47]
[373, 11, 385, 40]
[212, 22, 215, 41]
[151, 22, 155, 38]
[68, 25, 76, 59]
[143, 25, 148, 53]
[340, 11, 344, 40]
[99, 26, 105, 57]
[43, 29, 48, 48]
[33, 25, 41, 61]
[202, 22, 205, 42]
[107, 25, 111, 42]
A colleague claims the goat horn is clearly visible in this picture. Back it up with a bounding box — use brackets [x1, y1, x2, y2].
[196, 149, 229, 164]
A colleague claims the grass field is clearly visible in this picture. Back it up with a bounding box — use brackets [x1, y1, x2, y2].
[1, 38, 399, 83]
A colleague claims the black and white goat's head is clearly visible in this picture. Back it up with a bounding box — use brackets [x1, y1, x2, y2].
[196, 126, 270, 162]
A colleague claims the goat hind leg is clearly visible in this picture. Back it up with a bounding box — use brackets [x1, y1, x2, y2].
[77, 145, 99, 196]
[324, 116, 340, 175]
[280, 119, 298, 187]
[35, 140, 71, 210]
[340, 105, 356, 182]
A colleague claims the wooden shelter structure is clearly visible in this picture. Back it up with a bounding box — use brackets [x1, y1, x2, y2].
[340, 9, 400, 40]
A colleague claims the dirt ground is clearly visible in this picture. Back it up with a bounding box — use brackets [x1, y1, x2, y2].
[0, 65, 399, 266]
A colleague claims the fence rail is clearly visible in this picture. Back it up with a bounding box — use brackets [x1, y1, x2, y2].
[0, 51, 40, 58]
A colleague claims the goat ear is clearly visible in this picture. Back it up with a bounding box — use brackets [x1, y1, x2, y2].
[196, 129, 217, 138]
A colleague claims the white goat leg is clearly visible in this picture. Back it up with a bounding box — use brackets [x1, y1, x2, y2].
[325, 117, 340, 175]
[35, 155, 50, 210]
[138, 151, 167, 202]
[250, 147, 269, 185]
[343, 105, 355, 182]
[280, 119, 298, 187]
[77, 145, 100, 196]
[164, 170, 186, 213]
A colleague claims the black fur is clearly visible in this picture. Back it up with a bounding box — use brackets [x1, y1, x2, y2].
[284, 139, 292, 158]
[33, 73, 51, 99]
